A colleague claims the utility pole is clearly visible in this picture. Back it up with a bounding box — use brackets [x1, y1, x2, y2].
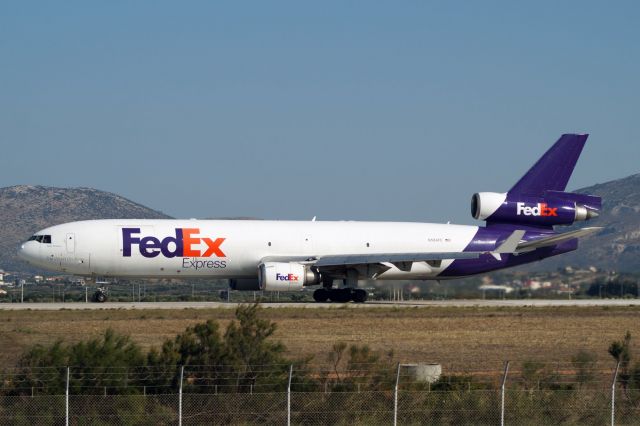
[612, 360, 620, 426]
[65, 367, 70, 426]
[501, 361, 510, 426]
[178, 365, 184, 426]
[287, 364, 293, 426]
[393, 363, 401, 426]
[21, 280, 24, 303]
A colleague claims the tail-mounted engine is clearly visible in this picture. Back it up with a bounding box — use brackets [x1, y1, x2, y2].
[471, 190, 600, 227]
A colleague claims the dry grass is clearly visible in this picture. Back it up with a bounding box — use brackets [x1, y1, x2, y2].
[0, 305, 638, 369]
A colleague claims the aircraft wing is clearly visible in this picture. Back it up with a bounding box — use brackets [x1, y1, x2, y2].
[262, 227, 601, 274]
[314, 252, 479, 267]
[261, 252, 480, 276]
[516, 227, 602, 251]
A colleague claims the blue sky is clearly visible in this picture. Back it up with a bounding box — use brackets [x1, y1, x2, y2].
[1, 1, 638, 223]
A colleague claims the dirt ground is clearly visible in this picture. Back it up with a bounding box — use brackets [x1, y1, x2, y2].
[0, 305, 638, 369]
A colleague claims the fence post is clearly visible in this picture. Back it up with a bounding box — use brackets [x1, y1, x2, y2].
[65, 367, 70, 426]
[178, 365, 184, 426]
[500, 361, 510, 426]
[611, 360, 620, 426]
[287, 364, 293, 426]
[394, 363, 401, 426]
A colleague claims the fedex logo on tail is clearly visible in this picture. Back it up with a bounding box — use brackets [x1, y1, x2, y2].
[275, 273, 299, 281]
[122, 228, 226, 258]
[516, 202, 558, 217]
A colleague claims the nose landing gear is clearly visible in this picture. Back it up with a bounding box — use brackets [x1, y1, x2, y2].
[93, 287, 108, 303]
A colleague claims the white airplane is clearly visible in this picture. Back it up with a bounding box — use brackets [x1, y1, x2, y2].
[18, 134, 601, 303]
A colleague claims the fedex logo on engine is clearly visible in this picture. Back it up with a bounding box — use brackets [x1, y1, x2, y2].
[516, 203, 558, 217]
[275, 273, 299, 281]
[122, 228, 226, 258]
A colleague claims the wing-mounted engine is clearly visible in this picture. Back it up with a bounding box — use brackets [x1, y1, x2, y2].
[259, 262, 320, 291]
[230, 262, 321, 292]
[471, 191, 600, 227]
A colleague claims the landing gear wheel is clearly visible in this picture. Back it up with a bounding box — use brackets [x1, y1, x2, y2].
[352, 289, 368, 303]
[93, 289, 108, 303]
[329, 289, 352, 303]
[313, 288, 330, 302]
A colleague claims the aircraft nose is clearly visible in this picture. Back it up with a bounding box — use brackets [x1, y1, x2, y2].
[17, 241, 37, 263]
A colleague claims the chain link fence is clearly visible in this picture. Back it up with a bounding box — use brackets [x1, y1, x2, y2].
[1, 361, 639, 425]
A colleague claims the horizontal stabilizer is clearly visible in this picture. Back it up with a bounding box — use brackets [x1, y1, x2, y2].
[517, 227, 602, 251]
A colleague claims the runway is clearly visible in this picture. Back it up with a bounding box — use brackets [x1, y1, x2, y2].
[0, 299, 639, 310]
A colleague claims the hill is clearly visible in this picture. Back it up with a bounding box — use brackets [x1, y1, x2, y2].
[2, 173, 639, 274]
[0, 185, 171, 273]
[526, 173, 640, 272]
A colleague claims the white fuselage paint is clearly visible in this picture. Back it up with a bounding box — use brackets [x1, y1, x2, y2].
[19, 219, 479, 280]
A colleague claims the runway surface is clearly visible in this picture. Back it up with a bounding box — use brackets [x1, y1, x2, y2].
[0, 299, 639, 310]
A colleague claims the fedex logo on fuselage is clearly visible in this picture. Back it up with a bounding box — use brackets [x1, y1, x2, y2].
[516, 202, 558, 217]
[122, 228, 226, 258]
[276, 273, 299, 281]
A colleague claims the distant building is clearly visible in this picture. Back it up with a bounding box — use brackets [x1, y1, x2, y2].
[70, 277, 86, 286]
[525, 280, 542, 291]
[0, 269, 4, 285]
[479, 284, 514, 294]
[34, 275, 44, 283]
[481, 276, 493, 285]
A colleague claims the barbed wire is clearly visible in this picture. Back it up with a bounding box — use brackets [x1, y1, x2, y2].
[1, 360, 637, 397]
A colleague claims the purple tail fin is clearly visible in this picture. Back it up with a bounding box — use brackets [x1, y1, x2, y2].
[509, 134, 588, 196]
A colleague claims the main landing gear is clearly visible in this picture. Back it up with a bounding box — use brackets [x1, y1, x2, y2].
[313, 288, 368, 303]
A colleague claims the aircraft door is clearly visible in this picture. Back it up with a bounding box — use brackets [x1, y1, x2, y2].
[66, 233, 76, 253]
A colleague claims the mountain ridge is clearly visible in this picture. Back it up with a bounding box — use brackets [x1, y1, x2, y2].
[0, 185, 172, 273]
[524, 172, 640, 272]
[2, 173, 639, 274]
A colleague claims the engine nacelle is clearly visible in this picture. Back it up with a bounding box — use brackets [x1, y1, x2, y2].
[259, 262, 320, 291]
[471, 191, 600, 226]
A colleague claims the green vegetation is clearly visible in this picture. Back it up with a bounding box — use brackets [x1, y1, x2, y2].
[587, 277, 640, 298]
[1, 306, 640, 424]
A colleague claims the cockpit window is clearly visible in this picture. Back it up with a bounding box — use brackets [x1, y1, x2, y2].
[28, 235, 51, 244]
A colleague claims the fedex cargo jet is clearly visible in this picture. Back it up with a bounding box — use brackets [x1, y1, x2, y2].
[18, 134, 602, 303]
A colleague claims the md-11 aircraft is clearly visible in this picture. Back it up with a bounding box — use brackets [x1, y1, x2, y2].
[18, 134, 602, 303]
